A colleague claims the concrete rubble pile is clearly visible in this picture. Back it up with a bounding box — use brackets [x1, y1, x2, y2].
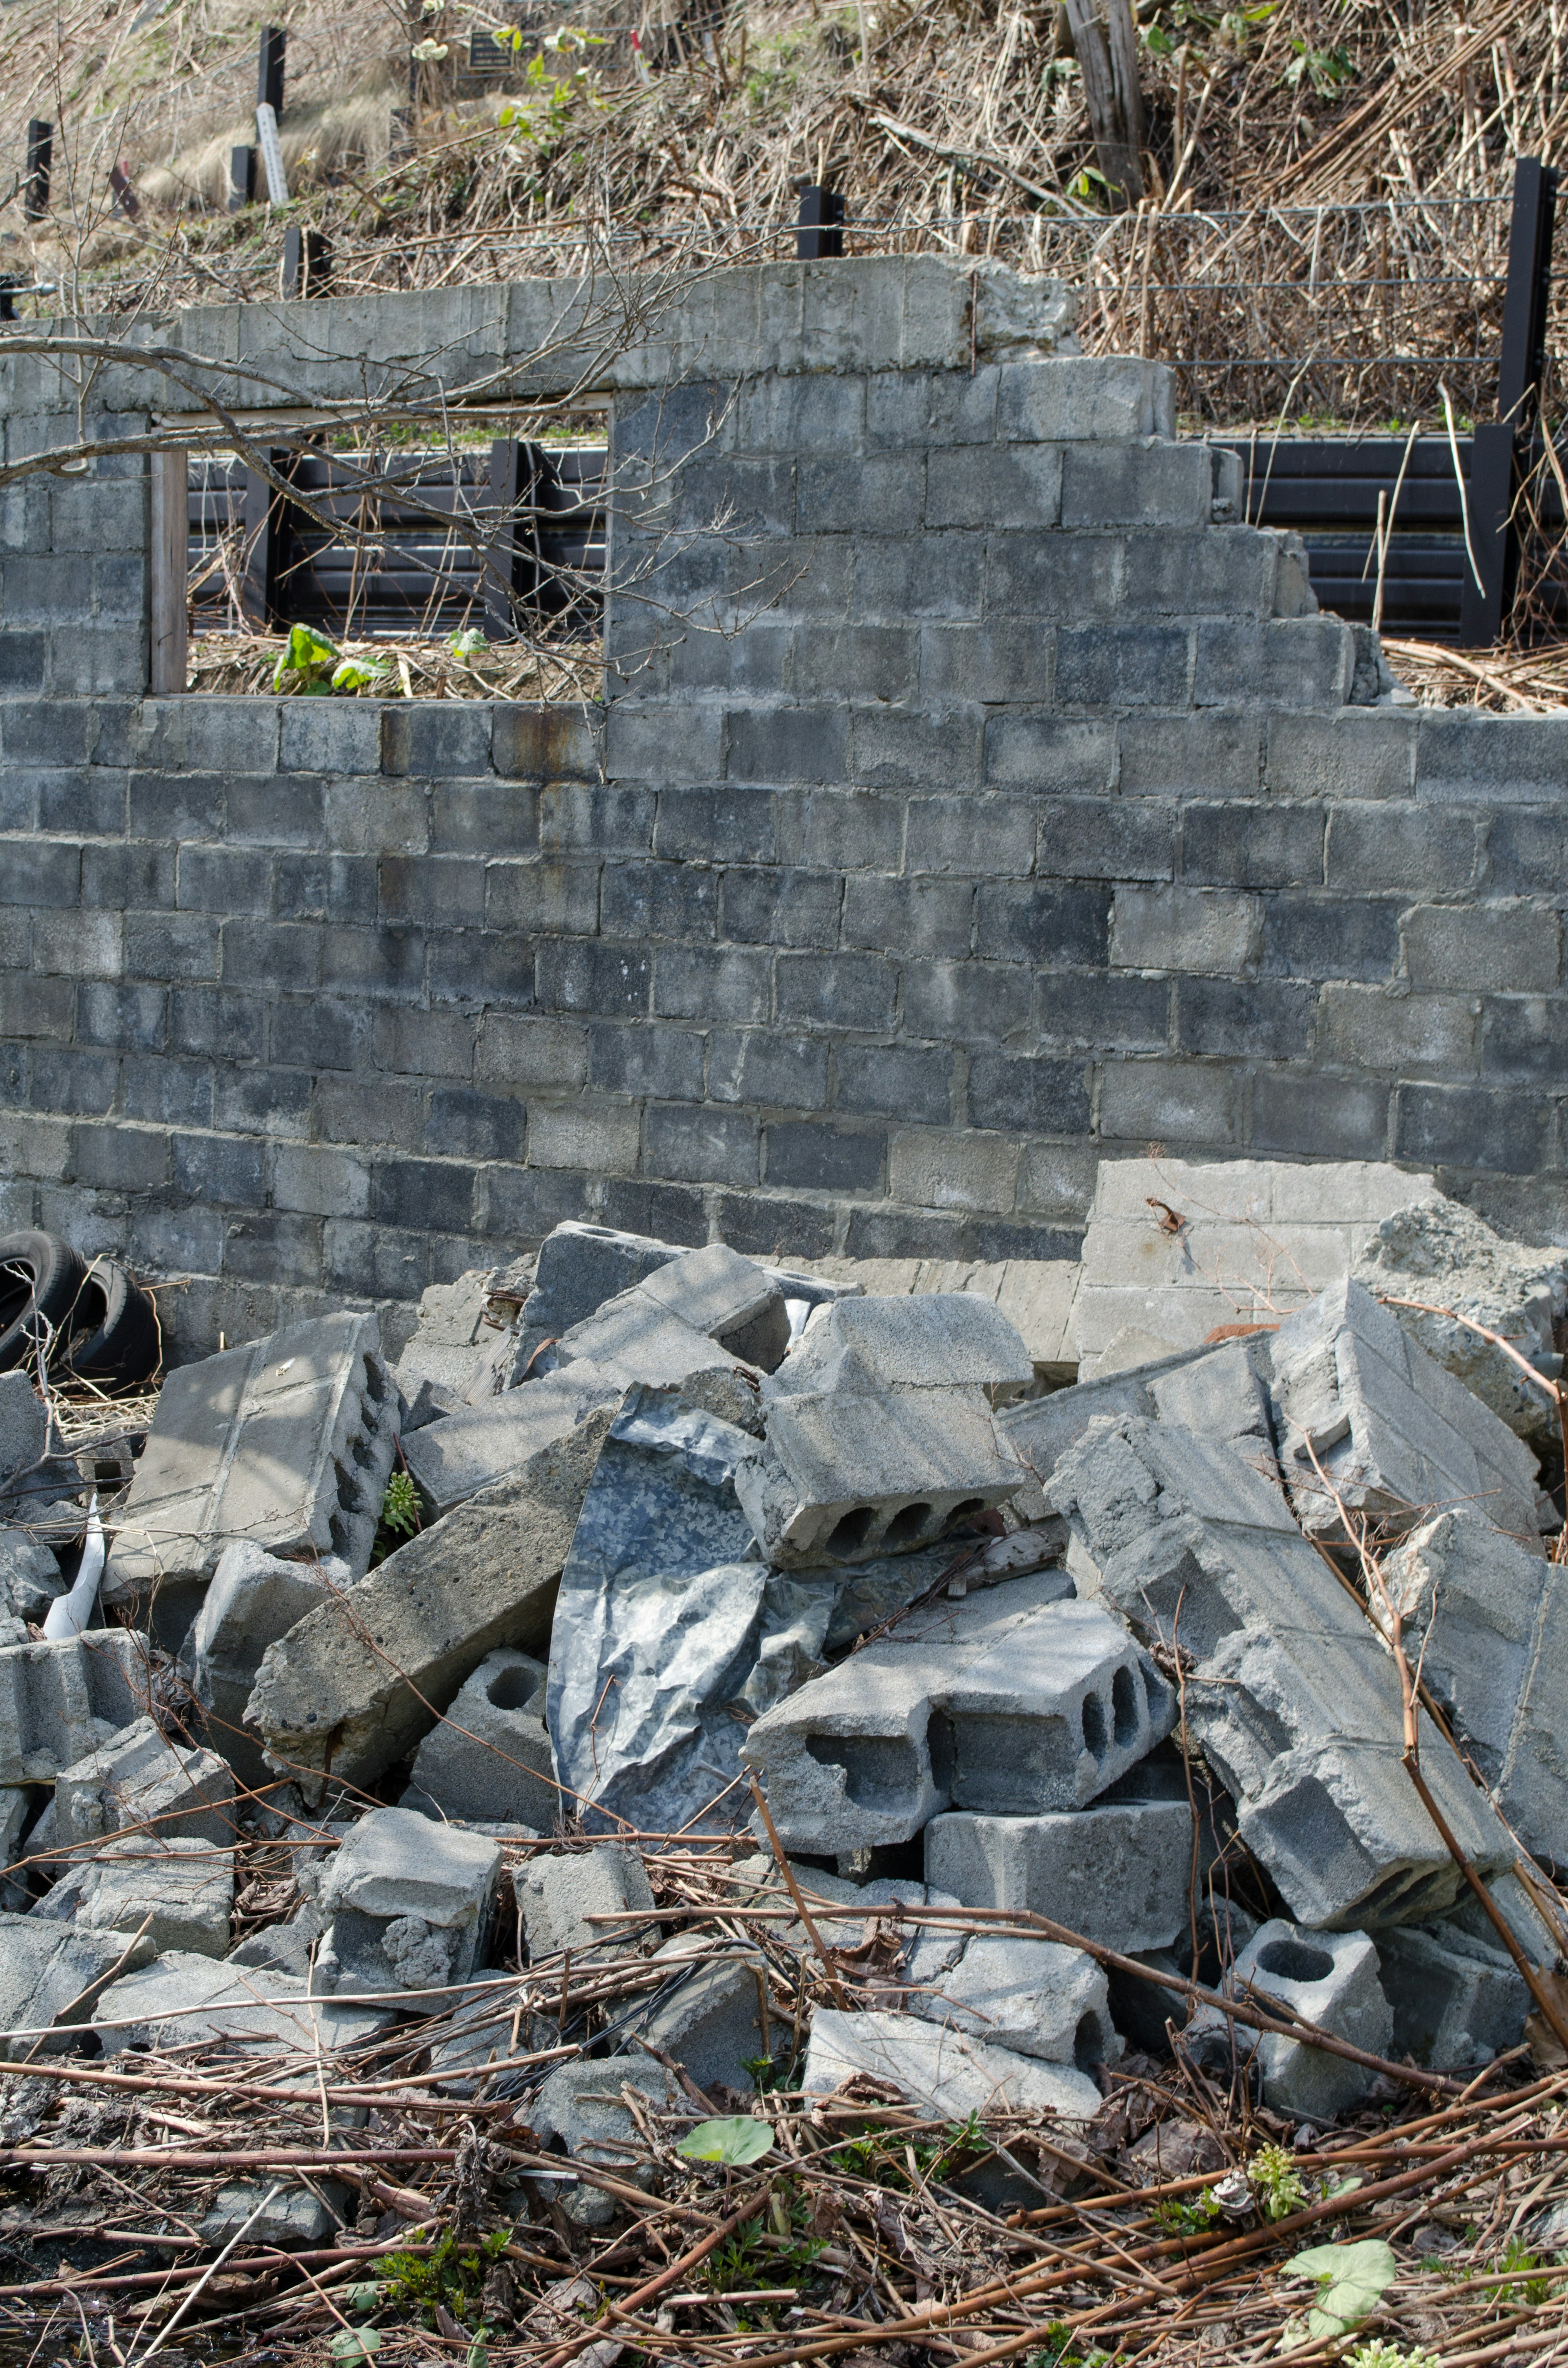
[3, 1172, 1568, 2233]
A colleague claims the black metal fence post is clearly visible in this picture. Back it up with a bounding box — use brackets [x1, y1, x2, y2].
[281, 224, 331, 297]
[258, 25, 287, 117]
[228, 145, 256, 212]
[795, 183, 845, 260]
[1459, 154, 1559, 647]
[23, 121, 51, 221]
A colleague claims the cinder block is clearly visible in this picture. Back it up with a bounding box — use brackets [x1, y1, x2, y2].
[1326, 803, 1481, 897]
[842, 875, 974, 959]
[924, 1797, 1192, 1951]
[1110, 885, 1261, 974]
[1401, 899, 1560, 993]
[1061, 442, 1209, 528]
[1317, 983, 1478, 1076]
[1182, 1921, 1392, 2116]
[1056, 625, 1191, 708]
[1181, 802, 1325, 889]
[1266, 709, 1415, 800]
[925, 445, 1062, 530]
[1116, 710, 1262, 797]
[1375, 1919, 1528, 2070]
[889, 1128, 1020, 1213]
[0, 1631, 150, 1784]
[1194, 618, 1354, 710]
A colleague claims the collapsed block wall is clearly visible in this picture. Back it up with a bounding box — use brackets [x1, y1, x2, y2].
[3, 259, 1568, 1358]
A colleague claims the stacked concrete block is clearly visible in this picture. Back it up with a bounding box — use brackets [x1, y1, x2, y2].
[48, 1715, 237, 1853]
[401, 1646, 557, 1829]
[103, 1312, 400, 1643]
[1069, 1158, 1439, 1377]
[737, 1295, 1033, 1565]
[0, 1628, 150, 1783]
[314, 1806, 503, 1997]
[185, 1541, 347, 1794]
[247, 1403, 615, 1796]
[1267, 1278, 1542, 1549]
[1382, 1510, 1568, 1867]
[1181, 1920, 1392, 2118]
[742, 1574, 1173, 1854]
[1051, 1414, 1517, 1928]
[924, 1799, 1194, 1951]
[33, 1834, 234, 1958]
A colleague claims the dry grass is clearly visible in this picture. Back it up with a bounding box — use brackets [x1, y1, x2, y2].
[187, 626, 603, 700]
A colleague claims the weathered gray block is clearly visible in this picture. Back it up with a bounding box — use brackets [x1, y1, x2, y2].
[1051, 1415, 1517, 1927]
[0, 1374, 46, 1489]
[743, 1577, 1172, 1854]
[1375, 1919, 1528, 2070]
[0, 1527, 67, 1628]
[923, 1800, 1194, 1951]
[401, 1362, 625, 1519]
[908, 1931, 1121, 2069]
[637, 1241, 791, 1370]
[1182, 1920, 1391, 2118]
[1268, 1277, 1542, 1550]
[0, 1913, 157, 2060]
[633, 1943, 771, 2090]
[199, 2181, 347, 2249]
[49, 1714, 237, 1853]
[0, 1628, 150, 1783]
[1354, 1197, 1568, 1447]
[517, 1843, 655, 1961]
[186, 1541, 345, 1793]
[1071, 1155, 1438, 1374]
[402, 1646, 557, 1829]
[998, 1333, 1276, 1513]
[247, 1404, 615, 1796]
[784, 1291, 1036, 1404]
[93, 1950, 387, 2056]
[392, 1267, 514, 1404]
[554, 1293, 746, 1393]
[33, 1834, 234, 1957]
[1382, 1510, 1568, 1868]
[316, 1806, 503, 1997]
[429, 1977, 555, 2092]
[521, 1220, 685, 1338]
[104, 1311, 400, 1639]
[803, 2005, 1100, 2119]
[527, 2056, 684, 2228]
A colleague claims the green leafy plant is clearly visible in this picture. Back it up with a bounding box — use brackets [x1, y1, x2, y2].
[329, 2334, 381, 2364]
[1154, 2190, 1223, 2235]
[1282, 36, 1355, 92]
[1345, 2344, 1439, 2368]
[1494, 2236, 1559, 2306]
[381, 1469, 421, 1539]
[1027, 2328, 1109, 2368]
[1281, 2239, 1397, 2348]
[376, 2230, 509, 2328]
[272, 622, 340, 693]
[1249, 2141, 1307, 2222]
[344, 2283, 382, 2315]
[330, 655, 392, 694]
[676, 2114, 774, 2165]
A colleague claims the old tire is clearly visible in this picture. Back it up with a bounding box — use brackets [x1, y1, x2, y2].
[63, 1261, 163, 1392]
[0, 1231, 89, 1374]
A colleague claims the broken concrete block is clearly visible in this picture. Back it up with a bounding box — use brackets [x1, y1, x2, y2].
[0, 1788, 30, 1911]
[92, 1950, 386, 2056]
[401, 1647, 556, 1831]
[315, 1806, 502, 1997]
[1071, 1156, 1439, 1375]
[797, 1256, 1076, 1377]
[0, 1628, 150, 1784]
[1382, 1510, 1568, 1868]
[0, 1913, 157, 2060]
[392, 1269, 512, 1405]
[33, 1835, 233, 1958]
[552, 1295, 743, 1394]
[1267, 1277, 1541, 1550]
[1449, 1871, 1556, 1968]
[199, 2180, 347, 2249]
[1051, 1414, 1517, 1928]
[632, 1944, 771, 2091]
[1354, 1197, 1568, 1446]
[186, 1541, 347, 1794]
[734, 1296, 1033, 1569]
[551, 1392, 844, 1835]
[401, 1362, 625, 1521]
[1182, 1920, 1392, 2119]
[226, 1900, 323, 1980]
[521, 1221, 685, 1340]
[527, 2057, 684, 2227]
[0, 1375, 46, 1490]
[803, 2005, 1100, 2121]
[49, 1715, 237, 1853]
[1375, 1920, 1528, 2070]
[637, 1242, 791, 1371]
[103, 1311, 400, 1644]
[247, 1403, 615, 1797]
[741, 1575, 1172, 1856]
[998, 1333, 1277, 1514]
[924, 1800, 1194, 1952]
[0, 1527, 67, 1628]
[908, 1932, 1120, 2071]
[517, 1843, 654, 1962]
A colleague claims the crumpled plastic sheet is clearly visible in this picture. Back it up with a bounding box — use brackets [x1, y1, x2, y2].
[547, 1390, 840, 1836]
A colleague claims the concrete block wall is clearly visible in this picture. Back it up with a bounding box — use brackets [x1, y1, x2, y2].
[3, 259, 1568, 1355]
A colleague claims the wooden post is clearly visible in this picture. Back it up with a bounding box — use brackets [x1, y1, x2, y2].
[149, 448, 189, 696]
[1459, 153, 1559, 647]
[24, 121, 51, 222]
[1064, 0, 1145, 206]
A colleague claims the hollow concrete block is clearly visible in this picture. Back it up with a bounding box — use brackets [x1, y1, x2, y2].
[923, 1799, 1194, 1952]
[0, 1628, 150, 1784]
[1182, 1919, 1392, 2119]
[1374, 1918, 1529, 2070]
[908, 1931, 1122, 2071]
[186, 1540, 346, 1794]
[401, 1646, 557, 1830]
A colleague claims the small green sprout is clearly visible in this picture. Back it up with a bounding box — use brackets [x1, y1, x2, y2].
[381, 1469, 421, 1538]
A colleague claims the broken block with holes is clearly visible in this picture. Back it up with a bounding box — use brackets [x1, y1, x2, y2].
[401, 1646, 557, 1830]
[906, 1931, 1121, 2072]
[550, 1242, 789, 1391]
[740, 1573, 1174, 1856]
[32, 1833, 234, 1958]
[1374, 1918, 1529, 2071]
[185, 1541, 348, 1795]
[1050, 1414, 1516, 1928]
[924, 1797, 1194, 1952]
[1381, 1510, 1568, 1869]
[0, 1628, 149, 1784]
[998, 1330, 1278, 1514]
[47, 1714, 237, 1855]
[1180, 1920, 1392, 2118]
[400, 1361, 625, 1521]
[314, 1805, 503, 1998]
[736, 1294, 1033, 1567]
[1267, 1277, 1541, 1550]
[102, 1311, 400, 1646]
